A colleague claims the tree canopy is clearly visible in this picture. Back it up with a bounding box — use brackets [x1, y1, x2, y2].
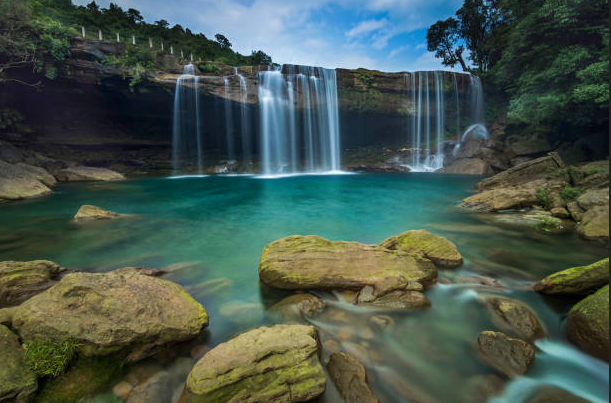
[427, 0, 609, 133]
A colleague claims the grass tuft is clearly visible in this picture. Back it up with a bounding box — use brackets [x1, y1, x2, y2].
[24, 339, 79, 378]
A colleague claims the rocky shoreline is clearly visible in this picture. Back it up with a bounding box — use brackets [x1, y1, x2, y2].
[0, 219, 607, 402]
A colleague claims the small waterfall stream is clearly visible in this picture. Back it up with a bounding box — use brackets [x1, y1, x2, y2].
[258, 65, 341, 176]
[172, 64, 202, 174]
[403, 71, 489, 172]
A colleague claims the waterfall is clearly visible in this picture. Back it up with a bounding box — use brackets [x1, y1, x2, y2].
[235, 68, 251, 164]
[172, 64, 203, 173]
[403, 71, 489, 172]
[258, 65, 341, 176]
[223, 77, 235, 161]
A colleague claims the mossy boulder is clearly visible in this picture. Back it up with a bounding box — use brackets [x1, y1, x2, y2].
[259, 235, 437, 294]
[534, 258, 609, 295]
[71, 205, 122, 223]
[0, 159, 52, 202]
[179, 324, 326, 403]
[1, 268, 208, 362]
[0, 260, 66, 307]
[0, 324, 38, 403]
[566, 285, 609, 361]
[477, 331, 535, 378]
[55, 166, 125, 182]
[479, 295, 545, 342]
[380, 229, 463, 268]
[327, 352, 379, 403]
[577, 205, 609, 243]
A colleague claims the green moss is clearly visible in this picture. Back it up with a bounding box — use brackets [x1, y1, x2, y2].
[535, 216, 562, 232]
[24, 339, 79, 378]
[560, 186, 581, 203]
[33, 355, 124, 403]
[536, 188, 549, 206]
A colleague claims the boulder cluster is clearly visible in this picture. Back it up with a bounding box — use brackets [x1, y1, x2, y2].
[0, 141, 125, 203]
[461, 152, 609, 243]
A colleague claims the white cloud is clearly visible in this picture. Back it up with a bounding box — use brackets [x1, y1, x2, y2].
[346, 19, 388, 38]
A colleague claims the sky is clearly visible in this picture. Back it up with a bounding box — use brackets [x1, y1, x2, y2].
[73, 0, 464, 72]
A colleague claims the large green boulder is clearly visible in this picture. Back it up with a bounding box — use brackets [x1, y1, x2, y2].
[179, 324, 326, 403]
[0, 325, 37, 403]
[0, 260, 66, 307]
[1, 268, 208, 362]
[380, 229, 463, 268]
[566, 285, 609, 361]
[259, 235, 437, 294]
[534, 258, 609, 295]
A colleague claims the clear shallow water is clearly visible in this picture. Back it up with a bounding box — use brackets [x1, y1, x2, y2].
[0, 173, 607, 403]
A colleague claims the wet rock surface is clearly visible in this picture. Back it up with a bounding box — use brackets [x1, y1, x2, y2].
[477, 331, 535, 378]
[327, 352, 379, 403]
[566, 285, 609, 361]
[0, 324, 38, 403]
[534, 258, 609, 295]
[479, 295, 545, 341]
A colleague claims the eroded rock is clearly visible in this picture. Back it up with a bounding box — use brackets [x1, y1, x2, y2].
[0, 260, 66, 307]
[477, 331, 535, 378]
[180, 324, 326, 403]
[259, 235, 437, 294]
[327, 352, 379, 403]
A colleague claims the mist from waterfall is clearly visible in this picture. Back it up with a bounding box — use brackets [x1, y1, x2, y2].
[403, 71, 489, 172]
[258, 65, 341, 176]
[172, 63, 202, 174]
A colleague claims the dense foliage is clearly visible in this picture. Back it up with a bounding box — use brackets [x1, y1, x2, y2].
[30, 0, 272, 66]
[427, 0, 609, 133]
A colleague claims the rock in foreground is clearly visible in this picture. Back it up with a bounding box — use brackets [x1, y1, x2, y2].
[0, 324, 38, 403]
[259, 235, 437, 293]
[0, 260, 66, 307]
[566, 285, 609, 361]
[534, 258, 609, 295]
[71, 205, 123, 223]
[180, 324, 326, 403]
[477, 331, 535, 378]
[327, 352, 379, 403]
[480, 295, 545, 342]
[380, 229, 463, 268]
[2, 268, 208, 362]
[55, 166, 125, 182]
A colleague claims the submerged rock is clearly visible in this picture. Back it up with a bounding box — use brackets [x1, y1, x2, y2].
[356, 289, 430, 310]
[0, 324, 38, 403]
[566, 285, 609, 361]
[55, 166, 125, 182]
[380, 229, 463, 268]
[576, 205, 609, 243]
[268, 293, 325, 322]
[526, 386, 593, 403]
[180, 324, 326, 403]
[479, 295, 545, 342]
[126, 371, 172, 403]
[2, 268, 208, 362]
[0, 159, 52, 202]
[533, 258, 609, 295]
[259, 235, 437, 293]
[460, 374, 505, 403]
[327, 352, 379, 403]
[477, 331, 535, 378]
[71, 205, 123, 223]
[0, 260, 66, 307]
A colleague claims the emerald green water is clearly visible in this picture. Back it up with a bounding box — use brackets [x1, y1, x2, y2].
[0, 173, 607, 403]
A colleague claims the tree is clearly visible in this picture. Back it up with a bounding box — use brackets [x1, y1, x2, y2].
[215, 33, 231, 49]
[426, 18, 468, 71]
[154, 19, 169, 29]
[126, 8, 143, 24]
[86, 1, 99, 12]
[249, 50, 272, 65]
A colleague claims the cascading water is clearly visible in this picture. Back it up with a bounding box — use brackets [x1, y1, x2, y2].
[402, 71, 489, 171]
[172, 63, 202, 174]
[235, 68, 251, 163]
[258, 65, 341, 176]
[223, 76, 235, 161]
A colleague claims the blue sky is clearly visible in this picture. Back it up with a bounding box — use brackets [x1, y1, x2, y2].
[74, 0, 464, 72]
